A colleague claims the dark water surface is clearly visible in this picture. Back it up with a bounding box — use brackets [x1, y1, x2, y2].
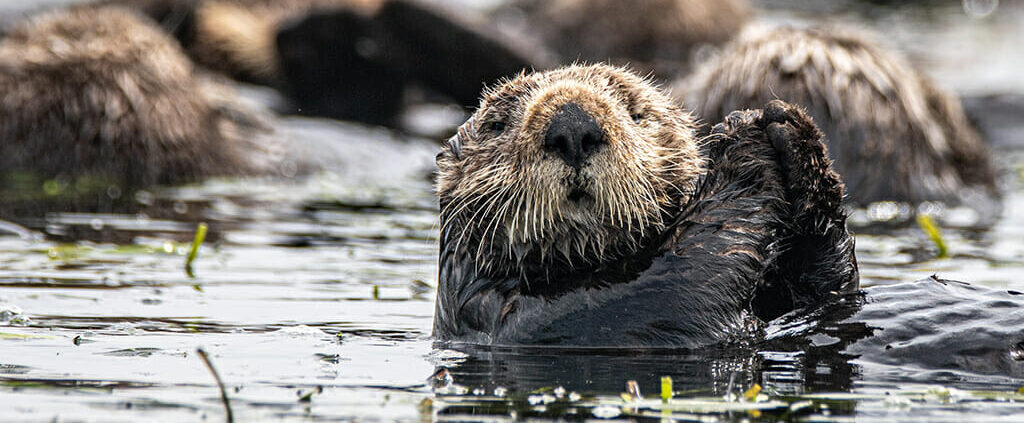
[2, 1, 1024, 422]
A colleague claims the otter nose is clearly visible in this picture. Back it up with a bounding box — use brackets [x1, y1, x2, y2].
[543, 103, 605, 169]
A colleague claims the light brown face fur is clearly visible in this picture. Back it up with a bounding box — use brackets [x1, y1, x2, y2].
[437, 64, 703, 273]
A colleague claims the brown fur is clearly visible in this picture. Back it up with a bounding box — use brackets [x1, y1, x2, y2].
[190, 0, 378, 81]
[503, 0, 750, 78]
[684, 26, 998, 207]
[436, 64, 703, 274]
[433, 66, 858, 344]
[104, 0, 378, 82]
[0, 5, 275, 189]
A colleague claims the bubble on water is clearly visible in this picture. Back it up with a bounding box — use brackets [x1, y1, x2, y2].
[109, 322, 141, 335]
[1010, 342, 1024, 361]
[134, 190, 154, 206]
[106, 185, 122, 200]
[0, 304, 28, 325]
[963, 0, 999, 18]
[274, 325, 326, 337]
[591, 405, 621, 419]
[493, 387, 508, 397]
[527, 393, 556, 405]
[280, 160, 299, 178]
[867, 201, 912, 222]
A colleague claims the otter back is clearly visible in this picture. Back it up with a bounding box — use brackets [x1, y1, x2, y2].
[0, 5, 272, 199]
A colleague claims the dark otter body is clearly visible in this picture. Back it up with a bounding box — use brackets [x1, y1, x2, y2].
[433, 65, 857, 346]
[436, 276, 1024, 397]
[685, 27, 999, 211]
[112, 0, 538, 126]
[0, 5, 275, 211]
[275, 0, 539, 124]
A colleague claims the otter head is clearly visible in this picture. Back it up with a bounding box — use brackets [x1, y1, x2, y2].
[437, 64, 703, 278]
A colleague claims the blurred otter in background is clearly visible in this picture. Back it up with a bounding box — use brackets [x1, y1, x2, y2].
[0, 5, 277, 210]
[493, 0, 751, 79]
[684, 26, 999, 214]
[109, 0, 540, 127]
[105, 0, 381, 84]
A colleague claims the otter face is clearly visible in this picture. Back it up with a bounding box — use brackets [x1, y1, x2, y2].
[437, 64, 703, 275]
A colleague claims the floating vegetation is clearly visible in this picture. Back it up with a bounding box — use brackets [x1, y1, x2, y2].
[185, 222, 208, 278]
[429, 383, 1024, 421]
[916, 214, 949, 258]
[660, 376, 672, 402]
[297, 386, 324, 403]
[0, 332, 55, 340]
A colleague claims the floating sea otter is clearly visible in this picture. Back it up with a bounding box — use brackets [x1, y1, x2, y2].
[111, 0, 539, 126]
[685, 27, 999, 211]
[0, 5, 276, 205]
[433, 64, 858, 346]
[495, 0, 751, 78]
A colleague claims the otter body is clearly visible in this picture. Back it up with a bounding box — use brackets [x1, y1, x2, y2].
[0, 6, 272, 192]
[114, 0, 538, 126]
[495, 0, 750, 79]
[685, 27, 998, 210]
[433, 65, 857, 346]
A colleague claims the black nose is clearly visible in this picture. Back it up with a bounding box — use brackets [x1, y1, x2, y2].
[543, 103, 605, 169]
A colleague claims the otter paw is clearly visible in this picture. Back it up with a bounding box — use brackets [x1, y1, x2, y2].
[757, 100, 845, 223]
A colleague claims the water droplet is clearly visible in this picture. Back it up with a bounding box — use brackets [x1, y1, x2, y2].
[963, 0, 999, 18]
[135, 190, 154, 205]
[1010, 342, 1024, 361]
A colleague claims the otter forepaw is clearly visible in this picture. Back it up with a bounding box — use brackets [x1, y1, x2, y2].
[757, 100, 846, 226]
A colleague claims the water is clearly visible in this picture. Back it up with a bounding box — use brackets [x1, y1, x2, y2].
[2, 1, 1024, 422]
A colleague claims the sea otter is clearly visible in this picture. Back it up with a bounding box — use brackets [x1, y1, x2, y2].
[0, 6, 275, 198]
[684, 26, 999, 212]
[109, 0, 539, 126]
[493, 0, 750, 79]
[99, 0, 379, 84]
[433, 64, 858, 346]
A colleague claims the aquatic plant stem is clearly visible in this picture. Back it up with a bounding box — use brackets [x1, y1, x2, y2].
[186, 222, 209, 278]
[197, 348, 234, 423]
[916, 215, 948, 258]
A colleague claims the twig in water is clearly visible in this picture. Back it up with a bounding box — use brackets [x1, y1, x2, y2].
[197, 348, 234, 423]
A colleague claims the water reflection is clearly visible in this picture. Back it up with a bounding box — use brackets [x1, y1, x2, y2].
[431, 278, 1024, 419]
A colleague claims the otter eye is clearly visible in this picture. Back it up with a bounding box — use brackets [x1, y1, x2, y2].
[485, 121, 507, 134]
[631, 113, 644, 123]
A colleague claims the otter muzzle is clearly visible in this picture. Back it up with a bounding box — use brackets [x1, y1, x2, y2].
[543, 103, 606, 170]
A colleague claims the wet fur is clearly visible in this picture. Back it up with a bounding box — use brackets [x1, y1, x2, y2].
[434, 64, 858, 346]
[685, 26, 998, 207]
[0, 5, 274, 189]
[105, 0, 376, 84]
[502, 0, 750, 78]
